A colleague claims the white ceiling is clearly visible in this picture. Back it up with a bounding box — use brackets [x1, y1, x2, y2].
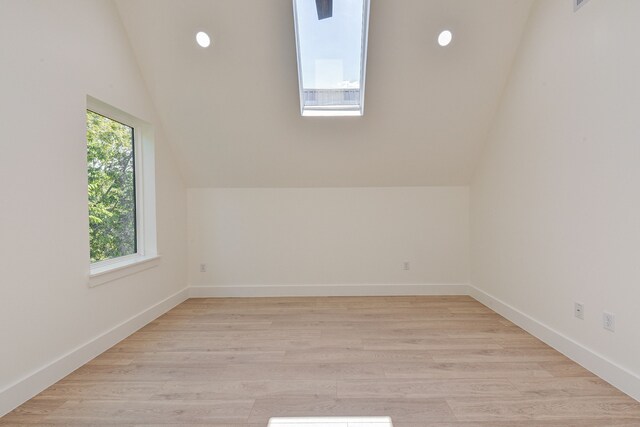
[115, 0, 533, 187]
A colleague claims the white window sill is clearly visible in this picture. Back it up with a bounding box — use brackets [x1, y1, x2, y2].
[89, 255, 161, 288]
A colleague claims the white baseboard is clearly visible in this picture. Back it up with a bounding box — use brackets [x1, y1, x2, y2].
[468, 285, 640, 402]
[189, 283, 471, 298]
[0, 287, 189, 417]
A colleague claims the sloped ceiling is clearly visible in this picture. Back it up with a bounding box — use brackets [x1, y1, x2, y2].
[115, 0, 532, 187]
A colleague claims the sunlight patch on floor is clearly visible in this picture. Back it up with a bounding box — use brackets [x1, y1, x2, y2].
[268, 417, 393, 427]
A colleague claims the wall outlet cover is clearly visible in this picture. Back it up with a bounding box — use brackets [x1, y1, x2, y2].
[574, 302, 584, 319]
[603, 312, 615, 332]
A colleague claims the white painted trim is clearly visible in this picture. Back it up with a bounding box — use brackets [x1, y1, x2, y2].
[189, 283, 470, 298]
[86, 96, 158, 286]
[468, 285, 640, 402]
[0, 287, 189, 417]
[89, 255, 161, 287]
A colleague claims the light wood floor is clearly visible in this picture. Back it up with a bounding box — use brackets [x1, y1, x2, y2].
[2, 296, 640, 426]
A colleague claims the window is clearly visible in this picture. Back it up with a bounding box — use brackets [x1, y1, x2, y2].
[86, 97, 158, 286]
[87, 110, 137, 262]
[293, 0, 370, 116]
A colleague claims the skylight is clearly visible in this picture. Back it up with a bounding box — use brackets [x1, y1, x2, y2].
[293, 0, 370, 117]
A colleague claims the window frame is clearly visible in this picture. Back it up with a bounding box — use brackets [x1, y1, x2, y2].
[86, 96, 159, 287]
[292, 0, 371, 117]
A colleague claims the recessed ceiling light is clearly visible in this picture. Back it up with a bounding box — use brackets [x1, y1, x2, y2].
[196, 31, 211, 48]
[438, 30, 453, 47]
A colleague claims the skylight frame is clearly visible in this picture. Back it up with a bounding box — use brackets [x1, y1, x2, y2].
[292, 0, 371, 117]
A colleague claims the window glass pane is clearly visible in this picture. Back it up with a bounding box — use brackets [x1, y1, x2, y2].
[294, 0, 369, 116]
[87, 110, 137, 262]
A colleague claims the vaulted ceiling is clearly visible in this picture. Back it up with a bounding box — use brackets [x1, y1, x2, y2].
[115, 0, 533, 187]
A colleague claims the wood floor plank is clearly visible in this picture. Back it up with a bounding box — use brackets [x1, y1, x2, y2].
[208, 362, 388, 381]
[0, 398, 66, 425]
[384, 361, 554, 379]
[130, 350, 287, 364]
[283, 348, 435, 363]
[508, 376, 625, 397]
[447, 396, 640, 421]
[428, 348, 566, 363]
[152, 379, 336, 400]
[36, 380, 164, 401]
[248, 397, 455, 424]
[362, 338, 504, 351]
[41, 399, 254, 424]
[2, 296, 638, 425]
[337, 378, 522, 399]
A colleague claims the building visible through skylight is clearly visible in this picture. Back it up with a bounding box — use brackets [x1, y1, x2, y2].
[293, 0, 370, 116]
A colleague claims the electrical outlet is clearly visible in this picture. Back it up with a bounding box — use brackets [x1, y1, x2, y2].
[574, 302, 584, 320]
[603, 312, 615, 332]
[403, 261, 410, 271]
[200, 263, 207, 273]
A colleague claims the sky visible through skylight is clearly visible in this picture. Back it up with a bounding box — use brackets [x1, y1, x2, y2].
[296, 0, 365, 89]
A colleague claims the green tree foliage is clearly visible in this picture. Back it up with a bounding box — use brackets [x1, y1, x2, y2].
[87, 110, 136, 262]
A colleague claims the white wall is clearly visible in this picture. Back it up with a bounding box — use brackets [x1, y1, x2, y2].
[0, 0, 187, 410]
[189, 187, 468, 291]
[471, 0, 640, 395]
[114, 0, 533, 188]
